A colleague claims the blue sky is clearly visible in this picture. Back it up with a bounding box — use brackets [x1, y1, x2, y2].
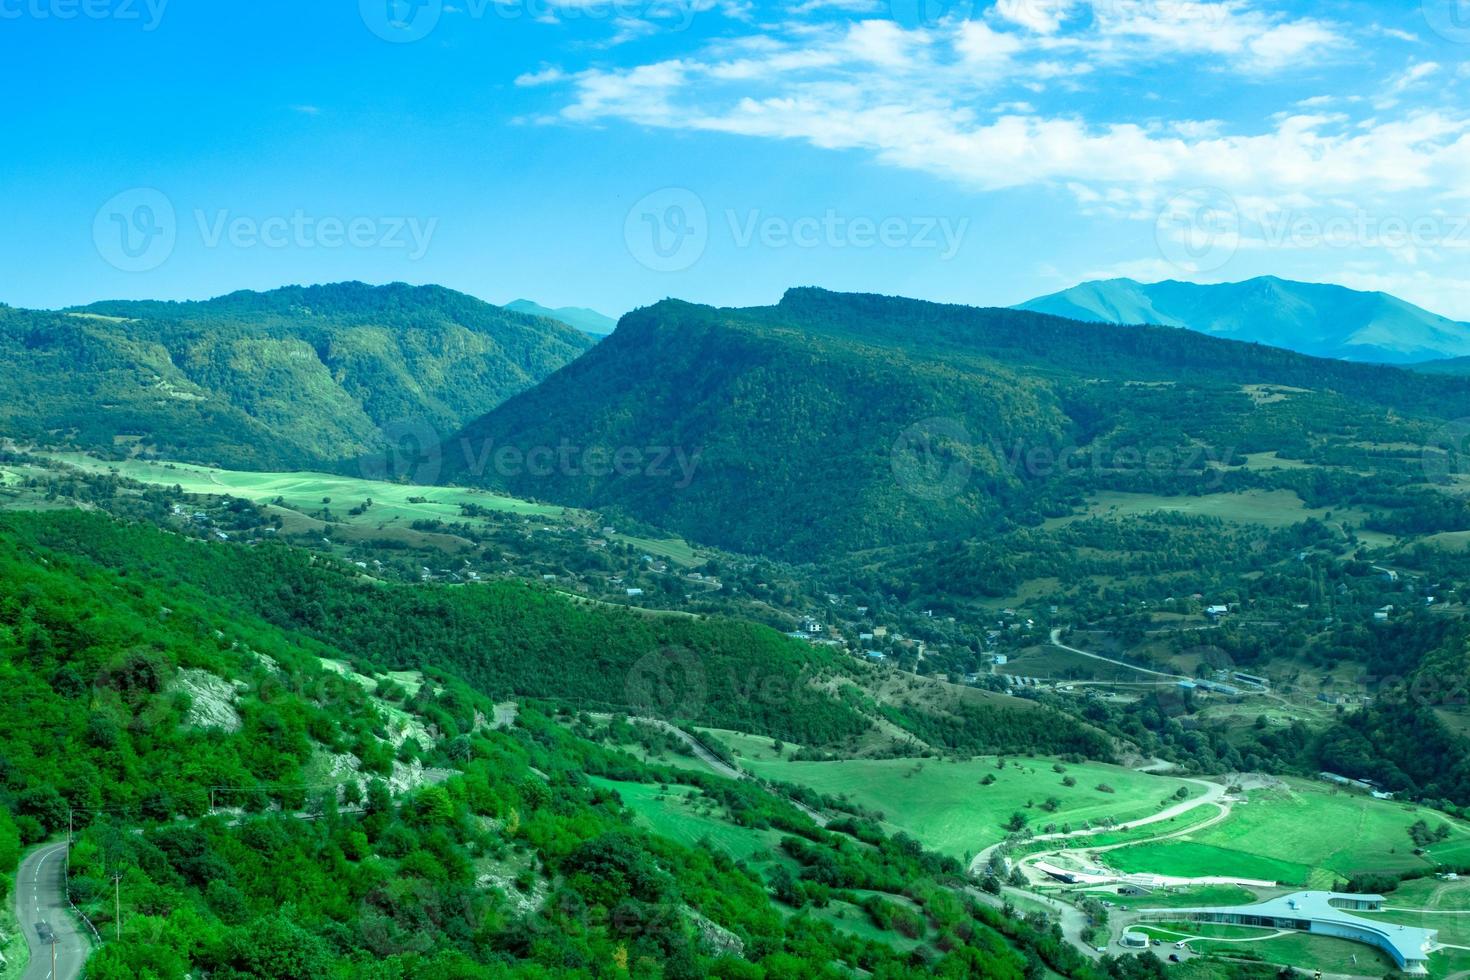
[5, 0, 1470, 318]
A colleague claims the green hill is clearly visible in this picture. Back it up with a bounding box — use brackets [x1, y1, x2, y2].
[441, 287, 1470, 559]
[0, 507, 1101, 979]
[0, 282, 593, 469]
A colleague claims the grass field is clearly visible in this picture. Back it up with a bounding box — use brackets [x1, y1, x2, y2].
[609, 532, 702, 567]
[588, 777, 787, 866]
[1361, 877, 1470, 947]
[44, 453, 569, 522]
[1188, 931, 1396, 976]
[1107, 841, 1312, 886]
[702, 737, 1201, 859]
[1105, 778, 1462, 887]
[1049, 489, 1384, 536]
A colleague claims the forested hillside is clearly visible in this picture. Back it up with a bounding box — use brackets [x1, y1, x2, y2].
[0, 283, 592, 469]
[0, 508, 1162, 979]
[443, 288, 1470, 558]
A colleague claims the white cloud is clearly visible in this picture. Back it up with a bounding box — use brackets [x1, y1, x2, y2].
[991, 0, 1078, 34]
[516, 66, 569, 86]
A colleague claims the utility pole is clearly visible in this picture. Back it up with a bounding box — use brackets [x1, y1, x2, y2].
[51, 937, 56, 977]
[113, 872, 122, 940]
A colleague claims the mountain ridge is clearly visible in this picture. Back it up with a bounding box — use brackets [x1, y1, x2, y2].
[504, 298, 618, 336]
[441, 286, 1470, 559]
[1015, 276, 1470, 364]
[0, 281, 594, 468]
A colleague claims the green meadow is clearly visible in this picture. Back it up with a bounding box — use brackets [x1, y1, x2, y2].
[1104, 778, 1467, 886]
[705, 734, 1201, 859]
[45, 453, 564, 520]
[587, 777, 787, 867]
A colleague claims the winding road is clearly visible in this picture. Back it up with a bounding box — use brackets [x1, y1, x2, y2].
[968, 775, 1227, 878]
[1048, 628, 1189, 681]
[15, 842, 89, 980]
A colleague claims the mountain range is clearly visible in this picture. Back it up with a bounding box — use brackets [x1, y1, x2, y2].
[504, 298, 618, 336]
[0, 282, 593, 468]
[1015, 276, 1470, 364]
[444, 287, 1470, 558]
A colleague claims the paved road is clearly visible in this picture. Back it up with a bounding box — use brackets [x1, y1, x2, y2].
[15, 842, 89, 980]
[1049, 628, 1190, 681]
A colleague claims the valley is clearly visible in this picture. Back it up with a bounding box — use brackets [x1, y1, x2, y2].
[2, 286, 1469, 980]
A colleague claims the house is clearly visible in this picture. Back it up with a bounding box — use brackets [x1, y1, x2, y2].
[626, 588, 644, 597]
[872, 626, 888, 639]
[991, 654, 1008, 666]
[1205, 604, 1229, 618]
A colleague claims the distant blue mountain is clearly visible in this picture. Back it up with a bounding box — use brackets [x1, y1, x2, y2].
[1015, 276, 1470, 364]
[505, 299, 617, 337]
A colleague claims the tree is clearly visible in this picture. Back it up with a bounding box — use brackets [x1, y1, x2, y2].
[0, 807, 18, 873]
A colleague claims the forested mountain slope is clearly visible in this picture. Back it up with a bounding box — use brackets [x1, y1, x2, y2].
[0, 508, 1152, 979]
[0, 282, 593, 469]
[443, 288, 1470, 558]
